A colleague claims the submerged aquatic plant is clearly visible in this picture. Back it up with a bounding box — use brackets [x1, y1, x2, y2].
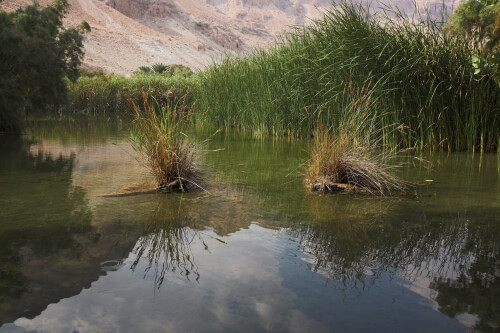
[305, 83, 407, 196]
[129, 94, 200, 192]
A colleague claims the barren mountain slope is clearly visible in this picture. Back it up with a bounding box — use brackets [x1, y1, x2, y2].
[1, 0, 455, 74]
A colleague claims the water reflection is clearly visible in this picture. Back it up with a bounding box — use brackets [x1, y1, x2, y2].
[282, 201, 499, 330]
[431, 253, 499, 332]
[0, 123, 498, 332]
[0, 137, 94, 322]
[131, 198, 201, 287]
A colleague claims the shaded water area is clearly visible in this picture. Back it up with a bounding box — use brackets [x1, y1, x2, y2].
[0, 119, 498, 332]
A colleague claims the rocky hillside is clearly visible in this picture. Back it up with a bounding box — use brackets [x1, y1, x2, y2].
[1, 0, 455, 74]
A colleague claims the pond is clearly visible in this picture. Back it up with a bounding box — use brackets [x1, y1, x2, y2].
[0, 119, 498, 332]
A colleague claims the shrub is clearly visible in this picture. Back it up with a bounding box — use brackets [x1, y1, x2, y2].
[162, 64, 194, 78]
[65, 74, 199, 114]
[134, 64, 194, 77]
[137, 66, 152, 74]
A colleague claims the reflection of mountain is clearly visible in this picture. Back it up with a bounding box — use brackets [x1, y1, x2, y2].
[0, 138, 90, 321]
[0, 138, 139, 324]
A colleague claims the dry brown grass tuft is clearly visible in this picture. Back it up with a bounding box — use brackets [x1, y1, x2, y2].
[129, 94, 200, 192]
[305, 84, 408, 196]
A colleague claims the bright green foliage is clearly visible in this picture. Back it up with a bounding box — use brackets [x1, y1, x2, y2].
[445, 0, 499, 78]
[0, 0, 85, 132]
[198, 3, 499, 152]
[445, 0, 499, 51]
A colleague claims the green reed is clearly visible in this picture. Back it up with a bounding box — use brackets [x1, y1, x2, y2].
[197, 2, 499, 152]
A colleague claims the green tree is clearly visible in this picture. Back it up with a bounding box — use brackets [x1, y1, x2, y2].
[445, 0, 500, 78]
[163, 64, 193, 77]
[151, 63, 168, 74]
[0, 0, 86, 132]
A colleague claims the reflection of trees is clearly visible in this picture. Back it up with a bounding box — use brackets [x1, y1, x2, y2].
[286, 200, 499, 330]
[131, 197, 201, 289]
[429, 207, 499, 332]
[431, 256, 499, 333]
[23, 115, 125, 146]
[0, 137, 93, 322]
[292, 215, 476, 282]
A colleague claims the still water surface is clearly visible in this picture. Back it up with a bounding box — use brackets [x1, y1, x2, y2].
[0, 120, 498, 332]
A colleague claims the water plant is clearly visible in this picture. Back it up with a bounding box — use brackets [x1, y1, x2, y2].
[305, 83, 407, 196]
[129, 94, 199, 192]
[198, 2, 499, 152]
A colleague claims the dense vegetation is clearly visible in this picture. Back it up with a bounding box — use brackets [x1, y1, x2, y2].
[0, 0, 87, 132]
[3, 1, 499, 153]
[445, 0, 499, 79]
[66, 71, 197, 114]
[135, 63, 194, 77]
[198, 2, 499, 152]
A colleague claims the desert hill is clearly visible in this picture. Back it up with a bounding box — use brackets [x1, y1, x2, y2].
[1, 0, 454, 74]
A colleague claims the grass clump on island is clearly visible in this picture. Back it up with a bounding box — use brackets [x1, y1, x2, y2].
[305, 81, 407, 196]
[129, 94, 200, 193]
[198, 2, 499, 152]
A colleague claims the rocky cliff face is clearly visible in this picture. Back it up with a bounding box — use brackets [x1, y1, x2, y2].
[104, 0, 330, 53]
[106, 0, 180, 19]
[1, 0, 454, 74]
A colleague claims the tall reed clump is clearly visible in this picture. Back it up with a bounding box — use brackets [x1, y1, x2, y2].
[305, 82, 407, 196]
[198, 2, 499, 152]
[66, 73, 199, 114]
[129, 94, 199, 192]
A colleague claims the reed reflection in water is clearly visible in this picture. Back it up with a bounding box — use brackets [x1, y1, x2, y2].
[130, 197, 205, 288]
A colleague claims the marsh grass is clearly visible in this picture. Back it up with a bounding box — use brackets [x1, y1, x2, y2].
[199, 2, 499, 152]
[305, 83, 408, 196]
[129, 94, 200, 192]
